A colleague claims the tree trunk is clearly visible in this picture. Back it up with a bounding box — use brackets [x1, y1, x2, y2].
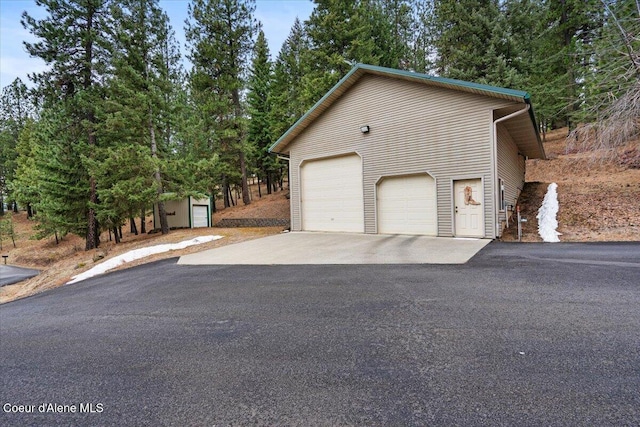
[86, 174, 99, 250]
[0, 194, 4, 216]
[239, 150, 251, 205]
[257, 174, 262, 198]
[12, 201, 18, 213]
[228, 185, 235, 207]
[130, 216, 138, 235]
[113, 226, 120, 244]
[266, 174, 272, 195]
[26, 203, 33, 218]
[140, 208, 146, 234]
[150, 105, 169, 235]
[223, 177, 230, 208]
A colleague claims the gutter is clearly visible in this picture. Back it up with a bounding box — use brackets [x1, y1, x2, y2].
[492, 104, 530, 238]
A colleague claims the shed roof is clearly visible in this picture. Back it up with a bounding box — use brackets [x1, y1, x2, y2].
[269, 64, 545, 159]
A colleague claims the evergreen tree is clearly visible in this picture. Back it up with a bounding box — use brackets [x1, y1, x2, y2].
[185, 0, 256, 207]
[27, 104, 92, 241]
[431, 0, 523, 87]
[300, 0, 418, 108]
[102, 0, 181, 236]
[378, 0, 415, 69]
[271, 18, 311, 139]
[409, 0, 435, 73]
[247, 29, 278, 195]
[302, 0, 381, 105]
[544, 0, 602, 129]
[10, 119, 40, 219]
[0, 78, 35, 215]
[22, 0, 113, 249]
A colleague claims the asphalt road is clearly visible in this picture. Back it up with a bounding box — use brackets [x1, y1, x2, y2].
[0, 265, 40, 287]
[1, 242, 639, 426]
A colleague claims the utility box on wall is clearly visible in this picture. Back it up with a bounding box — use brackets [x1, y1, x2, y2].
[153, 196, 212, 229]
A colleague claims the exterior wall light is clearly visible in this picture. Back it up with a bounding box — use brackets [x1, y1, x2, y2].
[360, 125, 370, 134]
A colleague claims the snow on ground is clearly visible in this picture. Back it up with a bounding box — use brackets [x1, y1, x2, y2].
[67, 235, 223, 285]
[537, 183, 561, 243]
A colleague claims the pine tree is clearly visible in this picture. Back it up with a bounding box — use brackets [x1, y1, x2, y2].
[10, 119, 40, 219]
[22, 0, 113, 249]
[302, 0, 380, 105]
[409, 0, 436, 73]
[102, 0, 181, 236]
[544, 0, 602, 129]
[185, 0, 256, 207]
[271, 18, 312, 139]
[26, 104, 92, 242]
[431, 0, 522, 87]
[247, 29, 278, 195]
[0, 78, 36, 215]
[377, 0, 415, 69]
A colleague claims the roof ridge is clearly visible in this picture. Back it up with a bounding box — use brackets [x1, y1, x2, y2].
[353, 63, 530, 99]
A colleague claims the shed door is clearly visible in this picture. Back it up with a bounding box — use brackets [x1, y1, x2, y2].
[300, 154, 364, 232]
[377, 174, 437, 235]
[192, 205, 209, 228]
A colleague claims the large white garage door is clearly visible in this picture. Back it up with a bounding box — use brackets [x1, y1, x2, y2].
[377, 174, 437, 235]
[301, 154, 364, 232]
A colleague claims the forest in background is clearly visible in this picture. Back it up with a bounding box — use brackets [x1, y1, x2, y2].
[0, 0, 638, 250]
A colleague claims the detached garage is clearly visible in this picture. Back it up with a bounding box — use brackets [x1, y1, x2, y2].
[270, 64, 545, 239]
[153, 196, 212, 230]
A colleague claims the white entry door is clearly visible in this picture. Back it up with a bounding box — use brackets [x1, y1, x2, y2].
[454, 179, 484, 237]
[300, 154, 364, 232]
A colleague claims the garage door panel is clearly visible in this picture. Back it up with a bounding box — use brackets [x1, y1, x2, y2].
[192, 205, 209, 228]
[301, 155, 364, 232]
[377, 174, 437, 235]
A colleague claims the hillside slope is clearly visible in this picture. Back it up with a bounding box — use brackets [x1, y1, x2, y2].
[501, 129, 640, 241]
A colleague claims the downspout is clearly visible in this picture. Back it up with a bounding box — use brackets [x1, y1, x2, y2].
[492, 104, 530, 238]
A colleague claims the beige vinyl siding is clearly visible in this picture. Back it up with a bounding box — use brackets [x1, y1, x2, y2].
[496, 123, 525, 235]
[157, 199, 189, 229]
[288, 75, 518, 236]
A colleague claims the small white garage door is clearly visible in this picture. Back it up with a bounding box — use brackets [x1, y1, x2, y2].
[377, 174, 437, 235]
[300, 154, 364, 232]
[192, 205, 209, 228]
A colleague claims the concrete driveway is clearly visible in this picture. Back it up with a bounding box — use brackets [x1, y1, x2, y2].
[178, 231, 491, 265]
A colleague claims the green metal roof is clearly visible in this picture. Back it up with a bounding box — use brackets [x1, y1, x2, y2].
[269, 63, 541, 157]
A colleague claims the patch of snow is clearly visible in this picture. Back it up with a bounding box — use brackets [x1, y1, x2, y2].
[67, 235, 223, 285]
[537, 183, 561, 243]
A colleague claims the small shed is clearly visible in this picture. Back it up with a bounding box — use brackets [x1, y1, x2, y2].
[269, 64, 546, 239]
[153, 196, 212, 229]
